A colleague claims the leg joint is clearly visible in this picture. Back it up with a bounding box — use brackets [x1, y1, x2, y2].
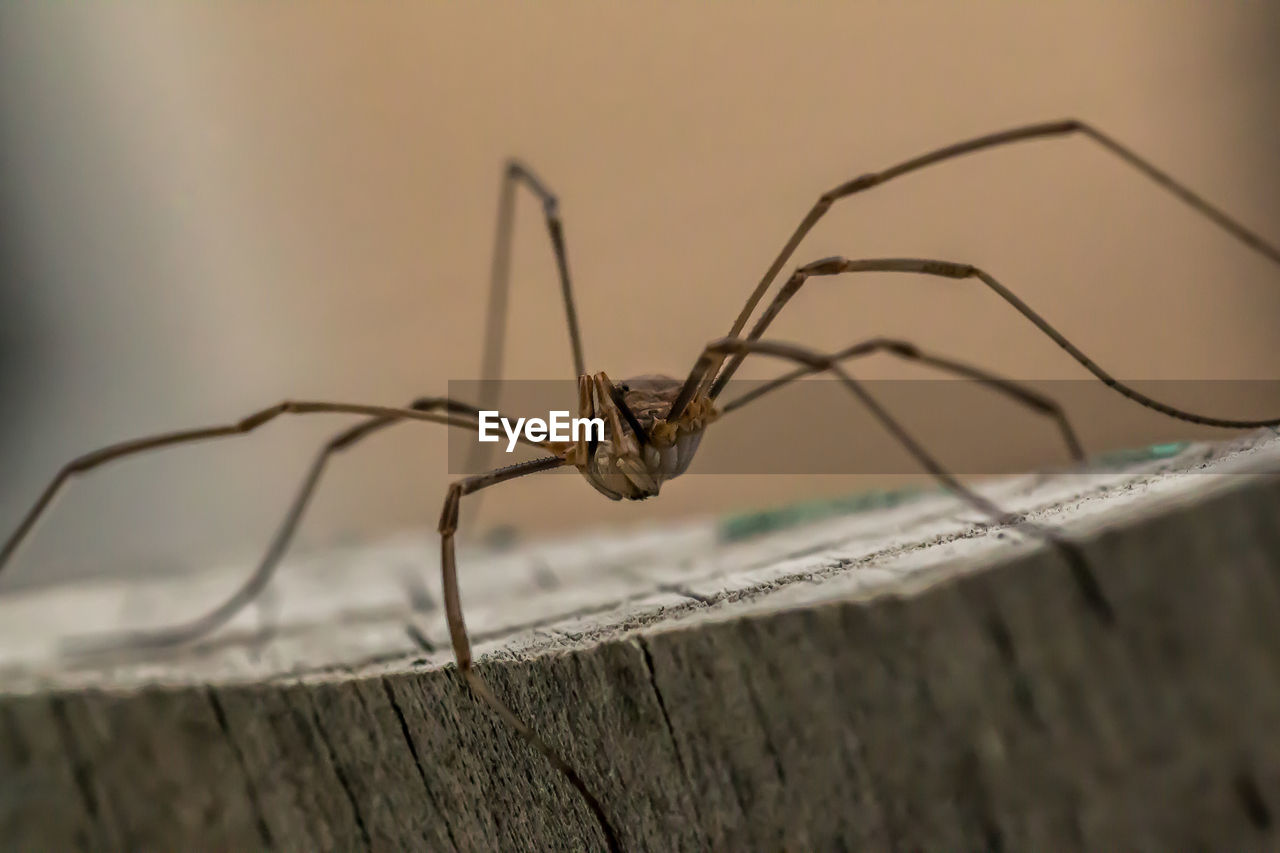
[798, 255, 848, 276]
[920, 260, 974, 278]
[237, 404, 286, 431]
[438, 482, 463, 535]
[873, 337, 920, 358]
[826, 173, 879, 201]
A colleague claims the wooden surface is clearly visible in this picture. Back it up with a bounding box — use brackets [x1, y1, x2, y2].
[2, 430, 1280, 851]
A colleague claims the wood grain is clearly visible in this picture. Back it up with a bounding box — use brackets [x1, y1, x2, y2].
[2, 431, 1279, 850]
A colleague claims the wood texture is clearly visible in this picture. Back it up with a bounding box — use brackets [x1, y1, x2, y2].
[2, 431, 1279, 851]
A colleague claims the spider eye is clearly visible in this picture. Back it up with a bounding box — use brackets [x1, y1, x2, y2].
[617, 384, 630, 393]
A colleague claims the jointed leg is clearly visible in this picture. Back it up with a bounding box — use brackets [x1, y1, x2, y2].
[0, 399, 551, 578]
[479, 160, 586, 383]
[435, 455, 622, 851]
[467, 159, 586, 497]
[70, 397, 508, 651]
[704, 119, 1280, 398]
[438, 456, 565, 667]
[719, 336, 1084, 462]
[704, 336, 1115, 622]
[691, 256, 1280, 429]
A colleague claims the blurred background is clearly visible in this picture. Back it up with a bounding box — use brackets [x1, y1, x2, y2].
[0, 1, 1277, 590]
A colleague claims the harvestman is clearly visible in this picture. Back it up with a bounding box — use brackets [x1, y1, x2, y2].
[3, 119, 1279, 849]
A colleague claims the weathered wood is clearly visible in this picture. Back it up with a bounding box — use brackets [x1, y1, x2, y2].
[2, 431, 1279, 851]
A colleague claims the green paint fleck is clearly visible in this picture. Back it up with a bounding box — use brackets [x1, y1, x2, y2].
[720, 486, 927, 542]
[718, 441, 1193, 542]
[1092, 441, 1190, 468]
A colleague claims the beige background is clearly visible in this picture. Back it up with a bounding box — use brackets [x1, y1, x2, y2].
[0, 2, 1277, 589]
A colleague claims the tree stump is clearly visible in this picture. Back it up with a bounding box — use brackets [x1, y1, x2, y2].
[3, 431, 1279, 851]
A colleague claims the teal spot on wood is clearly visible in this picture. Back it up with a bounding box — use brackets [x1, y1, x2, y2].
[718, 441, 1193, 542]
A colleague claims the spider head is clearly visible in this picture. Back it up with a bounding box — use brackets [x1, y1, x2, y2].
[569, 373, 717, 501]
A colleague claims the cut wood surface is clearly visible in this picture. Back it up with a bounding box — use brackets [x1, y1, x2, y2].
[2, 430, 1279, 851]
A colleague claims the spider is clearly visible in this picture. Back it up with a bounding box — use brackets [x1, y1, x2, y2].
[2, 119, 1278, 850]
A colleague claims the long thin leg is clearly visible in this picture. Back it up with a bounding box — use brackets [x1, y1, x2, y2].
[466, 160, 586, 520]
[671, 256, 1280, 429]
[436, 456, 622, 852]
[0, 399, 553, 577]
[468, 161, 586, 484]
[71, 397, 515, 652]
[704, 336, 1115, 622]
[720, 336, 1085, 461]
[703, 119, 1280, 397]
[479, 159, 586, 384]
[670, 251, 1280, 425]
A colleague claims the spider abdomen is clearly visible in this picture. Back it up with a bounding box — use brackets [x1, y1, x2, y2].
[572, 373, 716, 500]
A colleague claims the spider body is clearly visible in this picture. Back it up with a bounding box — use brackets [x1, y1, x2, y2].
[565, 372, 717, 501]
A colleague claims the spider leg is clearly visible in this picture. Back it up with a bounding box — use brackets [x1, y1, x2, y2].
[0, 399, 548, 579]
[687, 256, 1280, 429]
[719, 336, 1084, 462]
[704, 336, 1115, 624]
[468, 160, 586, 484]
[435, 455, 622, 852]
[61, 397, 529, 653]
[704, 119, 1280, 398]
[480, 159, 586, 381]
